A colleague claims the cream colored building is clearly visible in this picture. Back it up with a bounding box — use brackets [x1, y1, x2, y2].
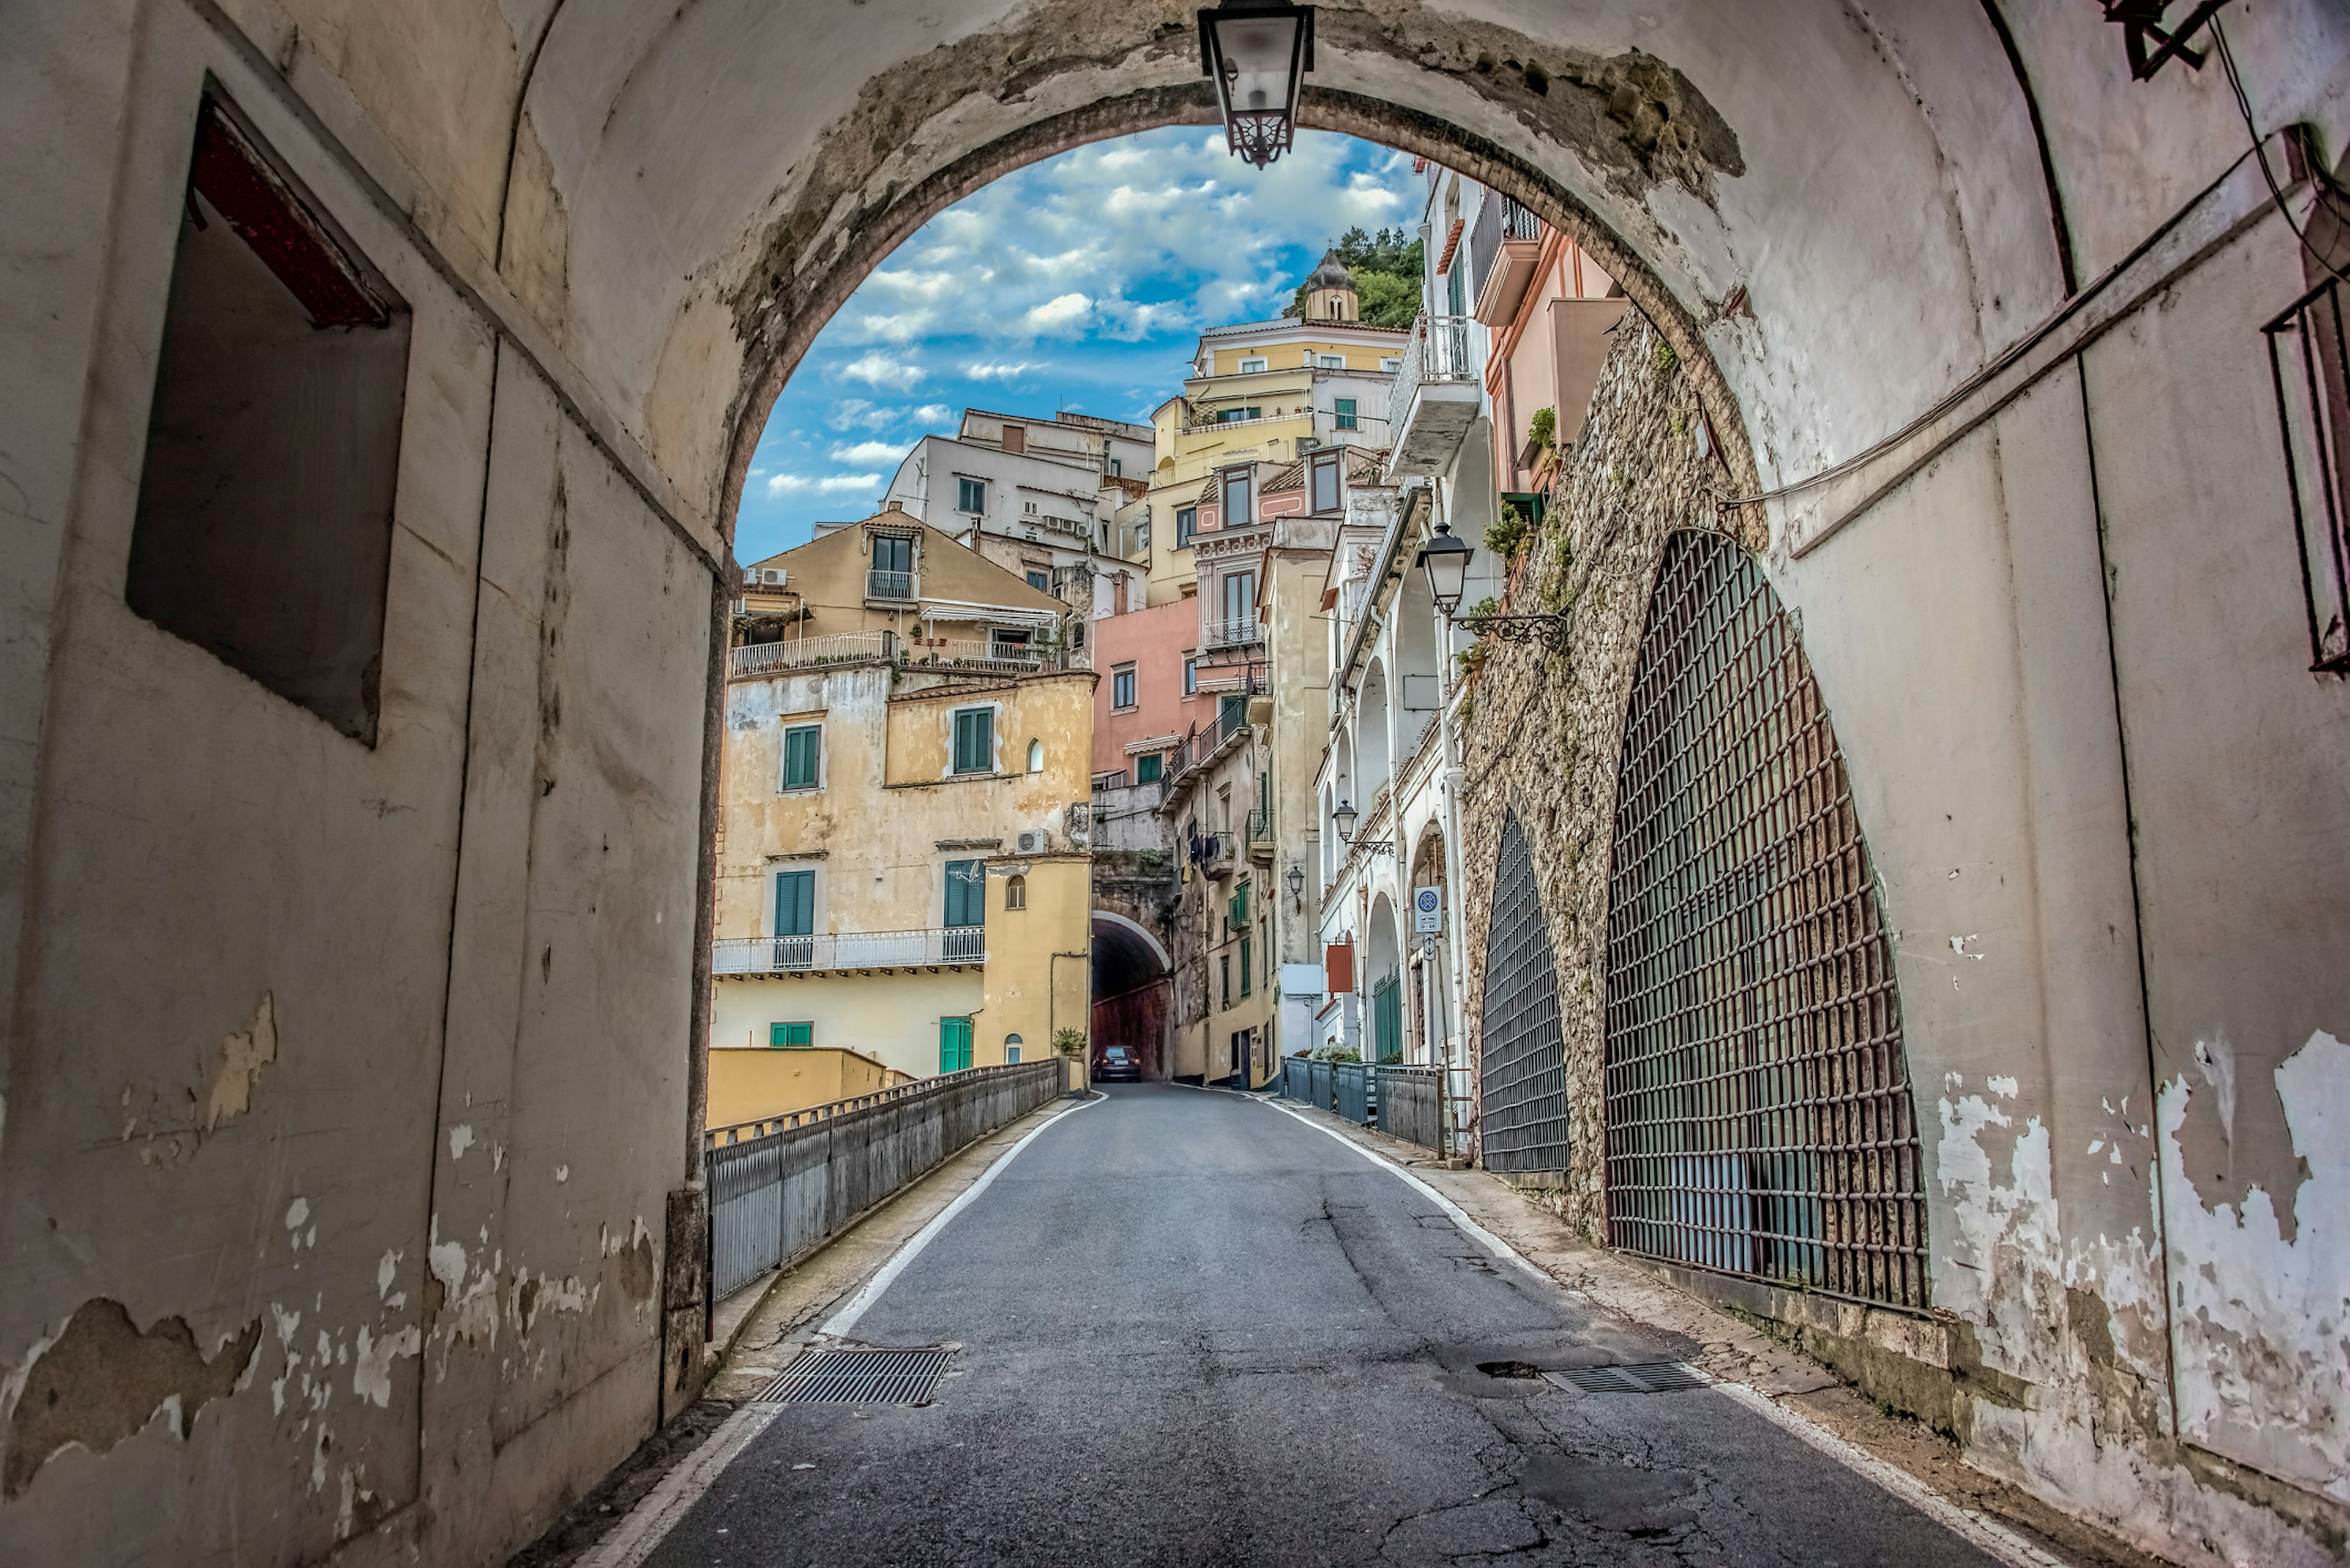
[714, 509, 1095, 1084]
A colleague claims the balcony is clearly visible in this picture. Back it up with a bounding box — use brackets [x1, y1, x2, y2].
[712, 926, 987, 977]
[729, 630, 892, 678]
[1198, 831, 1237, 879]
[1472, 196, 1545, 327]
[1245, 807, 1274, 864]
[904, 638, 1046, 676]
[1203, 614, 1263, 650]
[1389, 315, 1483, 477]
[866, 567, 918, 602]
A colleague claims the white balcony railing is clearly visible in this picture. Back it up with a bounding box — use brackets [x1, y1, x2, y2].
[867, 568, 918, 601]
[729, 631, 892, 678]
[1392, 314, 1479, 414]
[1390, 314, 1483, 477]
[1203, 615, 1262, 649]
[713, 926, 987, 976]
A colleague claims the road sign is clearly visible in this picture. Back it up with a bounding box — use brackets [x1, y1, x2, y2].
[1412, 886, 1443, 934]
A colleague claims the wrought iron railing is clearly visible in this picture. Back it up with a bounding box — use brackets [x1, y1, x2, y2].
[1392, 313, 1479, 424]
[712, 926, 987, 976]
[1203, 614, 1261, 649]
[866, 567, 917, 601]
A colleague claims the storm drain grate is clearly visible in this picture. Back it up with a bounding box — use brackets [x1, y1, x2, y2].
[1543, 1362, 1712, 1395]
[756, 1348, 951, 1406]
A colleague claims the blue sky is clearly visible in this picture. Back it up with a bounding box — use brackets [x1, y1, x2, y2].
[734, 127, 1424, 564]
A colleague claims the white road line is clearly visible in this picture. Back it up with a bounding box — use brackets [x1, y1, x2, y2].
[572, 1403, 778, 1568]
[578, 1093, 1100, 1567]
[819, 1091, 1100, 1338]
[1256, 1096, 1557, 1288]
[1252, 1096, 2071, 1568]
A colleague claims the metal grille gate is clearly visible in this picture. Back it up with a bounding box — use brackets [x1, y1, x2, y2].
[1602, 531, 1926, 1309]
[1479, 811, 1569, 1171]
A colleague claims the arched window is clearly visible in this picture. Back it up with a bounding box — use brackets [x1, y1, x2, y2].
[1004, 1032, 1023, 1064]
[1004, 874, 1027, 910]
[1026, 738, 1043, 772]
[1604, 530, 1925, 1309]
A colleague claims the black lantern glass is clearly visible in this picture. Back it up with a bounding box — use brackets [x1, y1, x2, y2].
[1285, 864, 1305, 901]
[1332, 799, 1357, 843]
[1198, 1, 1315, 168]
[1416, 520, 1473, 616]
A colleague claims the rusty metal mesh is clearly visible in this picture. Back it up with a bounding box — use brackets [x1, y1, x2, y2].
[1602, 531, 1927, 1310]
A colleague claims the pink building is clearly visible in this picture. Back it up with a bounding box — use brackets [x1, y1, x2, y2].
[1091, 595, 1201, 788]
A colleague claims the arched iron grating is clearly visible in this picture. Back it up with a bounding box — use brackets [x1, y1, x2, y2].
[1602, 531, 1927, 1309]
[1479, 810, 1569, 1172]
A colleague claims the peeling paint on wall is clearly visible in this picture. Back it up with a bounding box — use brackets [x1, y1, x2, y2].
[2160, 1029, 2350, 1500]
[0, 1299, 261, 1498]
[203, 991, 278, 1131]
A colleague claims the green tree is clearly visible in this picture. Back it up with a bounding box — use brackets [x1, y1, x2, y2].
[1285, 230, 1425, 327]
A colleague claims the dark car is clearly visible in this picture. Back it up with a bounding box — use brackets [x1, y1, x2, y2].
[1095, 1045, 1142, 1082]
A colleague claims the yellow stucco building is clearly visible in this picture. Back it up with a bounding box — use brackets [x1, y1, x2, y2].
[710, 508, 1095, 1105]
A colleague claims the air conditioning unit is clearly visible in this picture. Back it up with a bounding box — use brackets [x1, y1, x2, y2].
[1015, 829, 1050, 855]
[758, 568, 787, 586]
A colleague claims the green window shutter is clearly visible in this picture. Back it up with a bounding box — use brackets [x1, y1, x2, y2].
[941, 1017, 972, 1072]
[783, 725, 819, 789]
[953, 708, 992, 773]
[1335, 397, 1358, 430]
[771, 1021, 813, 1048]
[775, 869, 815, 936]
[1136, 753, 1162, 784]
[944, 859, 985, 927]
[1240, 935, 1252, 996]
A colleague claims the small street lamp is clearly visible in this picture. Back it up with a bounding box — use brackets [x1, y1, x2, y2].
[1285, 863, 1305, 905]
[1198, 1, 1315, 169]
[1414, 520, 1473, 617]
[1332, 799, 1357, 843]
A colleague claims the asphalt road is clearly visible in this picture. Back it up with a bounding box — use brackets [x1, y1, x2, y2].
[647, 1085, 2010, 1567]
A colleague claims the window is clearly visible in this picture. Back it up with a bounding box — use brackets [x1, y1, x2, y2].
[952, 707, 993, 774]
[1004, 874, 1028, 911]
[957, 477, 987, 513]
[940, 1017, 973, 1073]
[1026, 737, 1044, 773]
[774, 869, 815, 936]
[1222, 570, 1256, 627]
[769, 1021, 813, 1049]
[1184, 657, 1198, 695]
[1004, 1034, 1022, 1064]
[1027, 570, 1051, 592]
[1240, 933, 1253, 996]
[1215, 406, 1260, 424]
[1229, 884, 1250, 928]
[1238, 356, 1267, 373]
[1135, 752, 1163, 784]
[1310, 452, 1341, 514]
[781, 723, 821, 790]
[943, 859, 986, 927]
[1319, 354, 1345, 369]
[873, 532, 911, 573]
[129, 96, 411, 745]
[1176, 507, 1197, 546]
[1221, 953, 1232, 1009]
[1112, 663, 1137, 709]
[1001, 424, 1024, 455]
[1110, 458, 1122, 476]
[1221, 469, 1250, 528]
[1335, 398, 1359, 431]
[1381, 356, 1402, 373]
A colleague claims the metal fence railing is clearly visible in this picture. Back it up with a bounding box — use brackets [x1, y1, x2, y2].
[729, 632, 892, 678]
[1334, 1062, 1371, 1125]
[712, 926, 986, 976]
[1392, 313, 1479, 428]
[866, 568, 917, 601]
[706, 1059, 1061, 1301]
[1376, 1066, 1441, 1151]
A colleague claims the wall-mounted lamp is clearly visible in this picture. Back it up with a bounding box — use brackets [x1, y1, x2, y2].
[1332, 798, 1357, 843]
[1198, 0, 1315, 169]
[1417, 518, 1572, 650]
[1285, 864, 1305, 905]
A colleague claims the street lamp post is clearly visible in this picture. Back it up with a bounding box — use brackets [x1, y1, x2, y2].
[1414, 518, 1572, 648]
[1198, 1, 1315, 168]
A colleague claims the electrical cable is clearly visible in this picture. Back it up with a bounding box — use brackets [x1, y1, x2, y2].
[2210, 15, 2350, 287]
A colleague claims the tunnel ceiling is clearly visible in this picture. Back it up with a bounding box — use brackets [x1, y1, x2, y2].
[1092, 916, 1169, 1001]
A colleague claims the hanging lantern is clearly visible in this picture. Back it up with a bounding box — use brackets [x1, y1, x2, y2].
[1198, 1, 1315, 169]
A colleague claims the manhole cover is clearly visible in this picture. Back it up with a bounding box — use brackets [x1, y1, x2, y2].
[1543, 1362, 1712, 1395]
[756, 1348, 952, 1406]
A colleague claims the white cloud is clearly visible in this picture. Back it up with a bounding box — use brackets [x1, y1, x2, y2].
[830, 439, 905, 466]
[965, 360, 1035, 382]
[837, 352, 925, 389]
[1020, 292, 1092, 334]
[766, 472, 884, 496]
[912, 403, 953, 424]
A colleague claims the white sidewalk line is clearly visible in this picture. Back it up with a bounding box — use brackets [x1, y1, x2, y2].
[820, 1091, 1102, 1338]
[578, 1092, 1101, 1568]
[1254, 1096, 2072, 1568]
[572, 1403, 778, 1568]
